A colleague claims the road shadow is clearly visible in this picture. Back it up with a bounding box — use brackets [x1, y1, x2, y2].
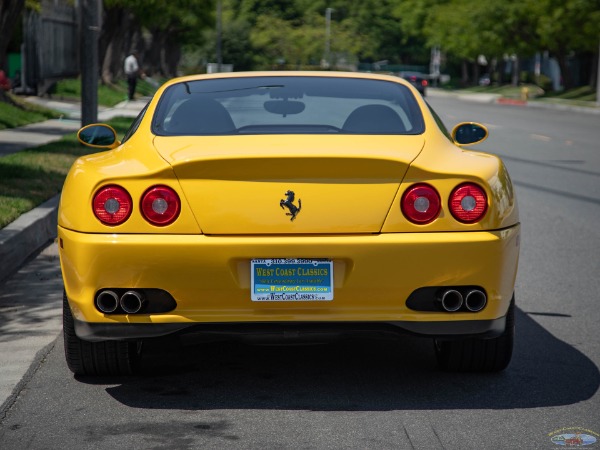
[83, 308, 599, 411]
[0, 143, 32, 157]
[4, 123, 79, 136]
[0, 245, 63, 343]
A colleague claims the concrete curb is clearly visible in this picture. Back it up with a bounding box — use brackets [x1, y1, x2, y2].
[525, 100, 600, 115]
[0, 340, 57, 420]
[428, 88, 600, 114]
[0, 97, 149, 281]
[0, 194, 60, 283]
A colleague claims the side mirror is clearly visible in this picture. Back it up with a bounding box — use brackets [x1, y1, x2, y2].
[77, 124, 120, 149]
[451, 122, 488, 146]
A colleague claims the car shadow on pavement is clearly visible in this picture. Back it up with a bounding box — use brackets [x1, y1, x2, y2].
[0, 246, 63, 343]
[84, 307, 599, 411]
[3, 123, 78, 136]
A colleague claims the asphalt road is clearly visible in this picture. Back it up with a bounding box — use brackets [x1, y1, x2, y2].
[0, 96, 599, 449]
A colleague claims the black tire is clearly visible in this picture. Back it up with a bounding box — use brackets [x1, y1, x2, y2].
[63, 291, 140, 376]
[434, 296, 515, 372]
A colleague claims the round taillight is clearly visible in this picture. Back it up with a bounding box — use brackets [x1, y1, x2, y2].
[401, 184, 441, 224]
[140, 185, 180, 226]
[449, 183, 488, 223]
[92, 185, 132, 225]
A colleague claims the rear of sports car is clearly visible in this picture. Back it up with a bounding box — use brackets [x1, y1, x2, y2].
[59, 73, 519, 375]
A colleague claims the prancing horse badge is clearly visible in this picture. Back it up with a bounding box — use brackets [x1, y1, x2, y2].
[280, 190, 301, 221]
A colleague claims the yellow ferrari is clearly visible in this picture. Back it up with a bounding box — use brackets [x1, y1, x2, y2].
[59, 72, 519, 375]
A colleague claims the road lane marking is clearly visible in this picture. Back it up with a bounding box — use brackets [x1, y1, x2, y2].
[530, 134, 551, 142]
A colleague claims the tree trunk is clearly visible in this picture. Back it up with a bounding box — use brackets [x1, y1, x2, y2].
[100, 8, 139, 84]
[497, 58, 505, 85]
[99, 6, 124, 84]
[461, 59, 469, 86]
[0, 0, 26, 74]
[588, 50, 597, 88]
[165, 39, 181, 77]
[147, 29, 167, 76]
[473, 63, 480, 87]
[555, 52, 573, 90]
[511, 56, 519, 86]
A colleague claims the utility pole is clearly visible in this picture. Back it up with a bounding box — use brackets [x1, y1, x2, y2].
[324, 7, 333, 69]
[596, 38, 600, 106]
[216, 0, 222, 73]
[80, 0, 100, 126]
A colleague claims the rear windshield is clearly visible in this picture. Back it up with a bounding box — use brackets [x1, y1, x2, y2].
[152, 76, 425, 136]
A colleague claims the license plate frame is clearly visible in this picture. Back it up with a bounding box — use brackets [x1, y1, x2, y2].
[251, 258, 334, 301]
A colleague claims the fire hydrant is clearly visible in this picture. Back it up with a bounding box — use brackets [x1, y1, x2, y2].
[520, 86, 529, 101]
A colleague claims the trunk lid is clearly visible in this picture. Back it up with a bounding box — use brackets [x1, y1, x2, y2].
[153, 135, 424, 234]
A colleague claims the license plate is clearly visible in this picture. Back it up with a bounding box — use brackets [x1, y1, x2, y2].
[251, 259, 333, 301]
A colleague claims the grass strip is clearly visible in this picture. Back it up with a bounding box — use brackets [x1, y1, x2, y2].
[0, 95, 60, 130]
[55, 78, 161, 107]
[460, 84, 596, 102]
[0, 117, 133, 228]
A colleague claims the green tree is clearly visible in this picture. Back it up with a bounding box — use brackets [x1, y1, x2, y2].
[238, 0, 302, 23]
[100, 0, 214, 82]
[475, 1, 540, 85]
[413, 0, 540, 85]
[535, 0, 600, 89]
[195, 0, 256, 71]
[0, 0, 25, 72]
[423, 0, 480, 84]
[393, 0, 443, 65]
[138, 0, 214, 76]
[249, 11, 365, 70]
[0, 0, 39, 104]
[296, 0, 412, 64]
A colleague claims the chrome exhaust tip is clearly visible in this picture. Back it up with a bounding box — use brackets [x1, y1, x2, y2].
[465, 290, 487, 312]
[120, 290, 145, 314]
[96, 290, 119, 314]
[439, 289, 464, 312]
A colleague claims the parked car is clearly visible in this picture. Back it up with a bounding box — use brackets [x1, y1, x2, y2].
[60, 72, 520, 375]
[398, 71, 428, 96]
[0, 70, 11, 91]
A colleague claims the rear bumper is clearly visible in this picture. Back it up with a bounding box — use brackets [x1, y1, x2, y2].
[59, 225, 519, 340]
[74, 317, 507, 342]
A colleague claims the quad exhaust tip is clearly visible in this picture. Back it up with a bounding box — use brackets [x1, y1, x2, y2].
[120, 290, 146, 314]
[95, 290, 146, 314]
[96, 290, 119, 314]
[406, 286, 488, 313]
[439, 289, 464, 312]
[465, 289, 487, 312]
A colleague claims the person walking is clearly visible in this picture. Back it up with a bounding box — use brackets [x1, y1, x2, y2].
[124, 52, 140, 101]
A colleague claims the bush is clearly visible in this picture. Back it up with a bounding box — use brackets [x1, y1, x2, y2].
[535, 74, 552, 92]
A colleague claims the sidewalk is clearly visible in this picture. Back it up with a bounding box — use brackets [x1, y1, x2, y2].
[0, 96, 149, 416]
[0, 96, 150, 157]
[427, 88, 600, 115]
[0, 96, 149, 283]
[23, 95, 150, 121]
[0, 242, 63, 417]
[0, 120, 81, 157]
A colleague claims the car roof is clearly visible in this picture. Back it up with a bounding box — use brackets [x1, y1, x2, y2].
[160, 71, 415, 91]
